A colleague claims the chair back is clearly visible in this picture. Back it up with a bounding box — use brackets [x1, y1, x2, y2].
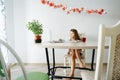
[95, 21, 120, 80]
[0, 40, 28, 80]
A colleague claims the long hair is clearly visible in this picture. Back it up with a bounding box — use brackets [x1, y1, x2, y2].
[70, 29, 80, 40]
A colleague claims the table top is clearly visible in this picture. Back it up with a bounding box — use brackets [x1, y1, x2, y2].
[37, 41, 109, 49]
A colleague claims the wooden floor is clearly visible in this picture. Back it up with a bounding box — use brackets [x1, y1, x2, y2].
[11, 64, 107, 80]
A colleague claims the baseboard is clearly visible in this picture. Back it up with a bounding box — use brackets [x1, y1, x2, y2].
[12, 63, 64, 67]
[12, 63, 107, 67]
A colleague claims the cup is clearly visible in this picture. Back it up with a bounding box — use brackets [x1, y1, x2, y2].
[82, 37, 86, 42]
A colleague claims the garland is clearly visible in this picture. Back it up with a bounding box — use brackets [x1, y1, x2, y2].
[40, 0, 107, 15]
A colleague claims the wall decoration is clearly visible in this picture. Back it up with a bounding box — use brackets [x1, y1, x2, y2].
[40, 0, 107, 15]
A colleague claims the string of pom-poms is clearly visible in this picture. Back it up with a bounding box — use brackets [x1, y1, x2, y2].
[40, 0, 107, 15]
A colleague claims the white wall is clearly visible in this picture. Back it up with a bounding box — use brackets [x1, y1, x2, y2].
[6, 0, 120, 63]
[5, 0, 14, 48]
[13, 0, 28, 63]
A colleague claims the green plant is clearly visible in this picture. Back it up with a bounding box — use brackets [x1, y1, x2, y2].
[27, 20, 43, 36]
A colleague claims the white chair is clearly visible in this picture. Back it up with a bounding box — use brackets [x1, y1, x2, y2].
[81, 21, 120, 80]
[64, 33, 86, 75]
[0, 40, 49, 80]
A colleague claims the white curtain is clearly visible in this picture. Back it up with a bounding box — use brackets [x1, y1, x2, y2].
[0, 0, 8, 63]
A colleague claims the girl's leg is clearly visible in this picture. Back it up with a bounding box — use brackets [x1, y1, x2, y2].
[75, 49, 86, 68]
[69, 50, 76, 77]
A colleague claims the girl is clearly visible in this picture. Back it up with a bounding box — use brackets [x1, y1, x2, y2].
[67, 29, 86, 80]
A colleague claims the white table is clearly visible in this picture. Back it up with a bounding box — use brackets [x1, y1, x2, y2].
[39, 41, 109, 80]
[40, 41, 109, 49]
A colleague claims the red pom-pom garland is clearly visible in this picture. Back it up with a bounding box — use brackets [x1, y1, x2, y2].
[40, 0, 107, 15]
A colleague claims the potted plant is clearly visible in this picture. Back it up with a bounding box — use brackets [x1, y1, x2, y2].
[26, 20, 43, 43]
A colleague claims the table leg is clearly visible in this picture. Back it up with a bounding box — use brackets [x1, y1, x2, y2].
[52, 48, 56, 75]
[45, 48, 50, 75]
[91, 49, 95, 71]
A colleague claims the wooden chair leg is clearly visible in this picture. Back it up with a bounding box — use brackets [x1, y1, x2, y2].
[7, 63, 12, 80]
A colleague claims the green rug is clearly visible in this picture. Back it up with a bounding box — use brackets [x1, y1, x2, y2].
[16, 72, 49, 80]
